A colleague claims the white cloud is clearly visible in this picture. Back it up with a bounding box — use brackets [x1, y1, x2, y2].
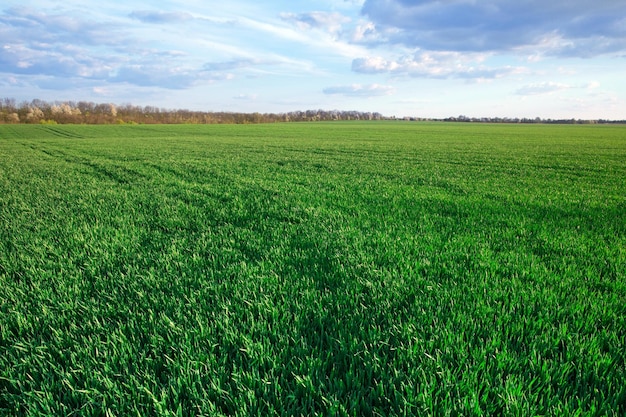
[92, 87, 109, 95]
[0, 6, 126, 46]
[352, 52, 524, 80]
[323, 83, 394, 97]
[233, 93, 258, 100]
[351, 21, 376, 42]
[129, 11, 194, 24]
[204, 59, 262, 72]
[515, 82, 572, 96]
[586, 81, 601, 90]
[280, 11, 351, 35]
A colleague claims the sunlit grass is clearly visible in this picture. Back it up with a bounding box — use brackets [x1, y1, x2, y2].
[1, 122, 625, 416]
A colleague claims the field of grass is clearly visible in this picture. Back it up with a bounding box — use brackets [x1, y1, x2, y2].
[0, 122, 625, 416]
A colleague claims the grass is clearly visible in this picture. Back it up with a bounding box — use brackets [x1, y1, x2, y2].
[0, 122, 625, 416]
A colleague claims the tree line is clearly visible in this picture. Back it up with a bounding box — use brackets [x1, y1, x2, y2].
[0, 98, 623, 125]
[430, 115, 626, 124]
[0, 98, 384, 125]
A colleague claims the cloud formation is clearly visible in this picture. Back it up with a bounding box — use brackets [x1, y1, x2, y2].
[129, 11, 193, 24]
[515, 82, 572, 96]
[0, 7, 125, 46]
[352, 53, 522, 80]
[233, 93, 258, 100]
[0, 7, 124, 84]
[360, 0, 626, 56]
[111, 66, 193, 89]
[280, 12, 351, 35]
[0, 7, 237, 90]
[204, 59, 262, 72]
[0, 42, 114, 80]
[323, 83, 394, 97]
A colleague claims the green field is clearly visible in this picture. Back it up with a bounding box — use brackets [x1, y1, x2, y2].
[1, 122, 625, 416]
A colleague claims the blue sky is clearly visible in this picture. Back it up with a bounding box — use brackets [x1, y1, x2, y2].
[1, 0, 625, 119]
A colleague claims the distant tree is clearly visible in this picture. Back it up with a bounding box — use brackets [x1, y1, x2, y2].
[6, 113, 19, 123]
[3, 98, 17, 112]
[25, 107, 44, 123]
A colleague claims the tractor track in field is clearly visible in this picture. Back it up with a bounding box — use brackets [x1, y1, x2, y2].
[23, 142, 147, 185]
[38, 125, 86, 139]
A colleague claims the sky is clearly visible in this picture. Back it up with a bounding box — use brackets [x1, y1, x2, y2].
[1, 0, 625, 119]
